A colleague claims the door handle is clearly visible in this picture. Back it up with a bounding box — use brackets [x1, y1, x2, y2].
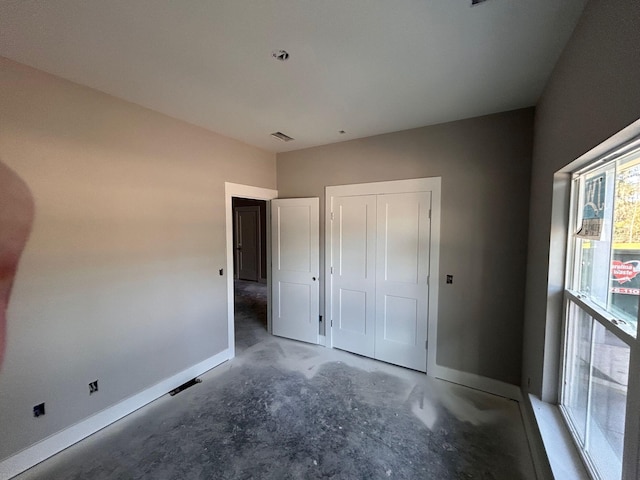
[312, 277, 317, 281]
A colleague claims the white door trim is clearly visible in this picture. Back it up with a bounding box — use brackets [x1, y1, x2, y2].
[325, 177, 441, 375]
[225, 183, 277, 359]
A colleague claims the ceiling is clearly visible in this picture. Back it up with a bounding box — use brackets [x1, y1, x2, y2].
[0, 0, 588, 153]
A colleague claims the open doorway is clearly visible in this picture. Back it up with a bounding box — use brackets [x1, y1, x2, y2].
[233, 197, 267, 283]
[232, 197, 269, 353]
[224, 183, 277, 359]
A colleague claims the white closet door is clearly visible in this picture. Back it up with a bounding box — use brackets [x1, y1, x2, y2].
[374, 192, 431, 372]
[271, 198, 319, 344]
[330, 195, 377, 357]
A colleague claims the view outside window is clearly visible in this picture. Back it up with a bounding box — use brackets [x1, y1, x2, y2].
[575, 152, 640, 336]
[562, 148, 640, 480]
[563, 304, 592, 442]
[610, 157, 640, 331]
[588, 323, 629, 478]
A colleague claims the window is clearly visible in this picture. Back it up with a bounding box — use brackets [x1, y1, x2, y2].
[561, 144, 640, 480]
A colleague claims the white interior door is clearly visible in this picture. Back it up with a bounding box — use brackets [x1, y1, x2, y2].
[374, 192, 431, 371]
[330, 195, 376, 357]
[271, 198, 319, 344]
[235, 206, 260, 281]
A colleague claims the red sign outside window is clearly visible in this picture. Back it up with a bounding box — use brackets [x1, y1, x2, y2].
[611, 260, 640, 295]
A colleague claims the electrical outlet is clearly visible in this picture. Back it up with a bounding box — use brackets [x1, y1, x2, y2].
[89, 380, 98, 395]
[219, 268, 224, 276]
[33, 403, 45, 417]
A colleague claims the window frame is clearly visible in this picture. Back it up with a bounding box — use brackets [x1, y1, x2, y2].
[559, 139, 640, 480]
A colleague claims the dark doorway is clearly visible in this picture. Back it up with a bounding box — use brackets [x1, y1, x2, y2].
[232, 197, 267, 282]
[232, 197, 268, 352]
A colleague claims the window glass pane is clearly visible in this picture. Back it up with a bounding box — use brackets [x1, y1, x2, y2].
[576, 169, 614, 307]
[609, 153, 640, 336]
[563, 302, 592, 443]
[574, 150, 640, 337]
[587, 322, 629, 480]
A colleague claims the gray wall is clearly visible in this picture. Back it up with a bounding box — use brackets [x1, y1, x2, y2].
[522, 0, 640, 400]
[0, 57, 276, 461]
[277, 108, 534, 386]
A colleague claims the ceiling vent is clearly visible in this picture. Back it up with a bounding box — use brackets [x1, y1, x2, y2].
[271, 131, 294, 142]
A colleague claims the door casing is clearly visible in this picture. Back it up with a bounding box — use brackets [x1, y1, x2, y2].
[225, 183, 277, 359]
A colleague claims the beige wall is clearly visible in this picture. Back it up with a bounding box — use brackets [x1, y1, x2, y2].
[522, 0, 640, 400]
[277, 108, 534, 386]
[8, 0, 637, 459]
[0, 57, 276, 460]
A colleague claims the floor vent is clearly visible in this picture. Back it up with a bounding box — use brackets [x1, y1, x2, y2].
[169, 378, 202, 396]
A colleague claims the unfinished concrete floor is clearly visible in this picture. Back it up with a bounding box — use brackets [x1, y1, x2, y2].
[15, 280, 536, 479]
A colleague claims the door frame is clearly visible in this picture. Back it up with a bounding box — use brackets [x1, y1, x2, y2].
[225, 183, 277, 359]
[325, 177, 441, 375]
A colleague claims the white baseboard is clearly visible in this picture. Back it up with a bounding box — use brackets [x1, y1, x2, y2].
[0, 349, 232, 480]
[430, 364, 522, 401]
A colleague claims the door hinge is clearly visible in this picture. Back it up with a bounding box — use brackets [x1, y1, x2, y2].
[330, 266, 333, 274]
[427, 275, 429, 286]
[319, 315, 323, 324]
[331, 319, 333, 327]
[331, 211, 334, 220]
[428, 209, 432, 219]
[425, 340, 428, 350]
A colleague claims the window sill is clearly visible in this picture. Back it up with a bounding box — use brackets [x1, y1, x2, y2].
[528, 394, 590, 480]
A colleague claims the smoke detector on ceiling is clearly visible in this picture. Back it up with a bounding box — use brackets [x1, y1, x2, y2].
[272, 50, 290, 61]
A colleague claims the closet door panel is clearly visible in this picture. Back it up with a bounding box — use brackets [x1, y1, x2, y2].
[330, 195, 376, 357]
[375, 192, 431, 371]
